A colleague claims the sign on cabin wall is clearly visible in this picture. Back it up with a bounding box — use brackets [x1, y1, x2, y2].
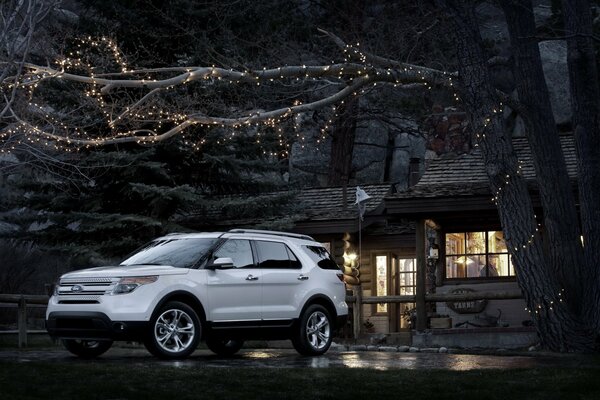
[445, 288, 488, 314]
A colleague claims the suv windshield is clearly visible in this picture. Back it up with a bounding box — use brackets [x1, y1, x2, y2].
[121, 238, 217, 269]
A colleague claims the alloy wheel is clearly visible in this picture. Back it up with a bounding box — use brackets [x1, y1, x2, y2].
[154, 308, 196, 353]
[306, 310, 330, 350]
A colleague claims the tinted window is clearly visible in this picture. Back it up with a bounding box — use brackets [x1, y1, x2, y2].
[256, 241, 300, 269]
[121, 238, 216, 269]
[213, 239, 255, 269]
[287, 247, 302, 269]
[303, 246, 340, 270]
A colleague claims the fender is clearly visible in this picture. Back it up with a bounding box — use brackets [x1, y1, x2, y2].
[152, 290, 207, 324]
[299, 294, 337, 320]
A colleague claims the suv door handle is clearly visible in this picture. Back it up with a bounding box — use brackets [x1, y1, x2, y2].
[245, 274, 259, 281]
[297, 274, 309, 281]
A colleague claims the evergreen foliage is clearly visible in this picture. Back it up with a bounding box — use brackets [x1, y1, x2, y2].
[0, 132, 293, 265]
[1, 0, 452, 268]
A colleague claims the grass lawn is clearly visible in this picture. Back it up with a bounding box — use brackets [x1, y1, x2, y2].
[0, 361, 599, 400]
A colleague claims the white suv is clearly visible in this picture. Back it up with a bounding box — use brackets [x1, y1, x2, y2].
[46, 229, 348, 359]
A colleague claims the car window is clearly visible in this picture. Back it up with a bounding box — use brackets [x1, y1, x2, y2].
[303, 246, 340, 270]
[256, 240, 301, 269]
[287, 247, 302, 269]
[213, 239, 255, 269]
[120, 238, 216, 269]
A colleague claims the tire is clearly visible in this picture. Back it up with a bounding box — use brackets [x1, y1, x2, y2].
[205, 337, 244, 356]
[62, 339, 112, 358]
[291, 304, 333, 356]
[144, 301, 201, 360]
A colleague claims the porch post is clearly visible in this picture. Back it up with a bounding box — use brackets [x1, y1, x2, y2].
[352, 286, 363, 340]
[416, 219, 427, 331]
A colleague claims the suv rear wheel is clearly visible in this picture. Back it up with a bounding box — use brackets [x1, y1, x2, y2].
[205, 337, 244, 356]
[144, 301, 201, 359]
[62, 339, 113, 358]
[291, 304, 333, 356]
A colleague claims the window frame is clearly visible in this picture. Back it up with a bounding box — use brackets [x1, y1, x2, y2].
[211, 238, 257, 269]
[371, 252, 418, 317]
[443, 230, 515, 282]
[372, 252, 390, 315]
[253, 240, 302, 270]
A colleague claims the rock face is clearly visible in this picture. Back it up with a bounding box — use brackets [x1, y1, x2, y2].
[477, 1, 571, 129]
[288, 1, 569, 187]
[289, 113, 426, 189]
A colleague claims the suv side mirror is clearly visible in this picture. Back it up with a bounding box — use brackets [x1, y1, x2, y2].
[208, 257, 235, 270]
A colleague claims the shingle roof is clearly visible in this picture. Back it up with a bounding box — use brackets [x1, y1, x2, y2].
[295, 183, 391, 220]
[391, 135, 576, 199]
[185, 183, 392, 226]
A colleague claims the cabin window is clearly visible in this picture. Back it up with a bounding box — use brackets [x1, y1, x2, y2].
[375, 255, 388, 313]
[445, 231, 514, 279]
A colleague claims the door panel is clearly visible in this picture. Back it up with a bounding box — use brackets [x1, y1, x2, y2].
[398, 258, 416, 330]
[205, 239, 261, 322]
[256, 240, 306, 320]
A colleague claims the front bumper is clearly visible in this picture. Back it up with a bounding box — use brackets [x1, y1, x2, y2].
[46, 311, 148, 341]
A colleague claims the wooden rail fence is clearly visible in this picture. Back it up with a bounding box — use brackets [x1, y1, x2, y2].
[0, 294, 49, 348]
[0, 289, 523, 347]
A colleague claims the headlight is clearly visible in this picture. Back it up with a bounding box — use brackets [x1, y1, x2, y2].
[112, 276, 158, 295]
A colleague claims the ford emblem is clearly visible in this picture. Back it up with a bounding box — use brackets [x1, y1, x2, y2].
[71, 285, 83, 292]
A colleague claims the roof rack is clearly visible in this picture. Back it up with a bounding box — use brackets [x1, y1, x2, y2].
[227, 229, 315, 242]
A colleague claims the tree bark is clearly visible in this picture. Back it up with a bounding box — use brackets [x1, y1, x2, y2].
[328, 97, 358, 186]
[561, 0, 600, 326]
[500, 0, 585, 307]
[438, 0, 597, 352]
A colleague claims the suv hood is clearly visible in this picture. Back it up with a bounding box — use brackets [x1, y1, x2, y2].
[61, 264, 189, 280]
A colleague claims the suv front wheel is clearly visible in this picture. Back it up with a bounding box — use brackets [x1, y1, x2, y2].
[144, 301, 201, 359]
[292, 304, 333, 356]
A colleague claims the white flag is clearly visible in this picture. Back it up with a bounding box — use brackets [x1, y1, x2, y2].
[355, 186, 371, 220]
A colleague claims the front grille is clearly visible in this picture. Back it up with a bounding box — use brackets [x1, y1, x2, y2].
[57, 277, 119, 299]
[57, 295, 101, 304]
[58, 300, 100, 304]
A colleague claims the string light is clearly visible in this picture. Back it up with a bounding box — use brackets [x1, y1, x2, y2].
[2, 34, 461, 156]
[524, 289, 565, 315]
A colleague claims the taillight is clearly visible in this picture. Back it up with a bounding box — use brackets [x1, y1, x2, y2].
[336, 273, 344, 282]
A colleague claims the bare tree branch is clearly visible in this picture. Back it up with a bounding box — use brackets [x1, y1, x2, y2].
[317, 28, 458, 78]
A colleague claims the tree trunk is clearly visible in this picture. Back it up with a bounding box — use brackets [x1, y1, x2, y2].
[438, 0, 597, 351]
[328, 97, 358, 186]
[501, 0, 585, 306]
[561, 0, 600, 326]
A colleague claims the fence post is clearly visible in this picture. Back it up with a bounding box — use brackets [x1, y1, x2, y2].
[17, 296, 28, 348]
[352, 286, 363, 340]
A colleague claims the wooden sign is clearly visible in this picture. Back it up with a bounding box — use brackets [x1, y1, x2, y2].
[445, 288, 488, 314]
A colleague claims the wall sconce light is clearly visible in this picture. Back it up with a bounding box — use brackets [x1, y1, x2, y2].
[343, 252, 358, 264]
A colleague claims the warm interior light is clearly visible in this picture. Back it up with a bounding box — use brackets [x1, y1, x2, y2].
[455, 256, 474, 265]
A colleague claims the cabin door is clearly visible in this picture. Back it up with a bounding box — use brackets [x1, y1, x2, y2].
[389, 256, 416, 332]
